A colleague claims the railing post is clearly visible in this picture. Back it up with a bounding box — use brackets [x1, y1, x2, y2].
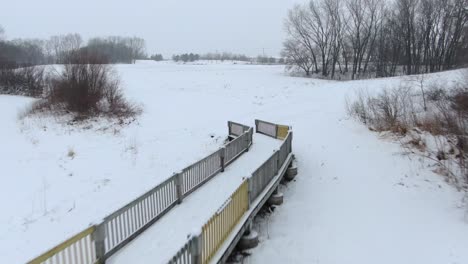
[289, 131, 293, 153]
[227, 121, 232, 139]
[251, 128, 254, 147]
[175, 172, 184, 204]
[247, 177, 253, 209]
[276, 151, 280, 174]
[191, 234, 203, 264]
[244, 132, 250, 152]
[93, 224, 106, 263]
[220, 147, 226, 172]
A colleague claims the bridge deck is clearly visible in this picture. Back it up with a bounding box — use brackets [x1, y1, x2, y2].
[108, 134, 282, 264]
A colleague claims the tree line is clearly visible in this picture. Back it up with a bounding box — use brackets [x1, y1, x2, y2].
[283, 0, 468, 79]
[0, 27, 147, 67]
[171, 52, 287, 64]
[172, 53, 201, 62]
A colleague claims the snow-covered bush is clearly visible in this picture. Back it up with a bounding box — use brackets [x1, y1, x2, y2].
[27, 50, 141, 120]
[347, 73, 468, 187]
[346, 85, 415, 134]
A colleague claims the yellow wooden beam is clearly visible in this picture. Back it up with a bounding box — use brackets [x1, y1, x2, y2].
[276, 125, 290, 140]
[28, 226, 96, 264]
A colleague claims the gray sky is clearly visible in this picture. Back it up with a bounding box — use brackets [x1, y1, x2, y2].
[2, 0, 306, 57]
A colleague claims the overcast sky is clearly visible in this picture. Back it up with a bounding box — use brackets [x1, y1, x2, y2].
[2, 0, 306, 57]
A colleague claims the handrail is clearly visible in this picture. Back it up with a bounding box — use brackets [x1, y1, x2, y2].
[228, 121, 250, 138]
[255, 119, 290, 140]
[27, 121, 253, 264]
[27, 226, 96, 264]
[169, 121, 293, 264]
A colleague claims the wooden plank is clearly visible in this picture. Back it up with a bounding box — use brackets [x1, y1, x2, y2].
[28, 226, 96, 264]
[276, 125, 290, 140]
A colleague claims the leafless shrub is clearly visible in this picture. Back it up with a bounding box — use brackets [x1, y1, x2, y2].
[347, 86, 414, 134]
[28, 50, 141, 120]
[417, 116, 444, 135]
[426, 83, 447, 102]
[348, 79, 468, 186]
[345, 90, 369, 124]
[67, 147, 76, 159]
[0, 65, 45, 97]
[450, 89, 468, 117]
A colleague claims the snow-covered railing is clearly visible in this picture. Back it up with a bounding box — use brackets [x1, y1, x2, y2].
[202, 181, 249, 263]
[27, 121, 253, 264]
[169, 236, 199, 264]
[249, 151, 280, 204]
[278, 131, 293, 169]
[95, 176, 179, 259]
[225, 128, 253, 166]
[180, 149, 224, 196]
[228, 121, 250, 138]
[255, 119, 290, 140]
[27, 226, 96, 264]
[168, 122, 293, 264]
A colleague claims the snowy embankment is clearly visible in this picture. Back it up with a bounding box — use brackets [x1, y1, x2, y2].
[1, 61, 467, 263]
[245, 69, 468, 264]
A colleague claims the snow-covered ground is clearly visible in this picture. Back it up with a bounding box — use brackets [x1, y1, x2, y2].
[1, 61, 467, 263]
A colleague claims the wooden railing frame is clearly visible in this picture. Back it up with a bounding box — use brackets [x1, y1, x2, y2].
[255, 119, 290, 140]
[228, 121, 250, 139]
[28, 226, 96, 264]
[169, 123, 294, 264]
[27, 121, 253, 264]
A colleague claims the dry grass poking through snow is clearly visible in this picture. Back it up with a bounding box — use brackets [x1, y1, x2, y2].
[347, 70, 468, 189]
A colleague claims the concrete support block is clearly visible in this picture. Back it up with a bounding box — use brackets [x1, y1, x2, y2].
[285, 166, 298, 181]
[268, 192, 284, 206]
[237, 230, 259, 250]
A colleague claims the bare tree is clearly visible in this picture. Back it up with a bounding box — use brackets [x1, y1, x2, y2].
[46, 33, 83, 63]
[0, 25, 5, 41]
[282, 39, 314, 76]
[345, 0, 383, 79]
[324, 0, 344, 79]
[285, 5, 320, 73]
[128, 37, 146, 63]
[304, 0, 335, 76]
[284, 0, 467, 80]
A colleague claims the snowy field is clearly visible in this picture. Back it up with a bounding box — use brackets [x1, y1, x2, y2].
[1, 61, 467, 263]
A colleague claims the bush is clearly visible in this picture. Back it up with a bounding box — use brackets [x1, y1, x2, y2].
[0, 64, 45, 97]
[31, 50, 140, 119]
[347, 86, 415, 133]
[347, 78, 468, 186]
[426, 84, 447, 102]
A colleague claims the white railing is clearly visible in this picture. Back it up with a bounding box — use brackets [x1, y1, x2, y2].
[28, 121, 253, 264]
[255, 119, 290, 140]
[225, 128, 253, 165]
[228, 121, 250, 138]
[169, 123, 293, 264]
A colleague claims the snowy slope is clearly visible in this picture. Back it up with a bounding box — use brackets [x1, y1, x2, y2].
[1, 61, 467, 263]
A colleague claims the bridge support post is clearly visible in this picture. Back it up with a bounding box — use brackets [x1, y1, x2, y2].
[285, 165, 298, 181]
[273, 186, 279, 194]
[268, 191, 284, 206]
[238, 223, 259, 250]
